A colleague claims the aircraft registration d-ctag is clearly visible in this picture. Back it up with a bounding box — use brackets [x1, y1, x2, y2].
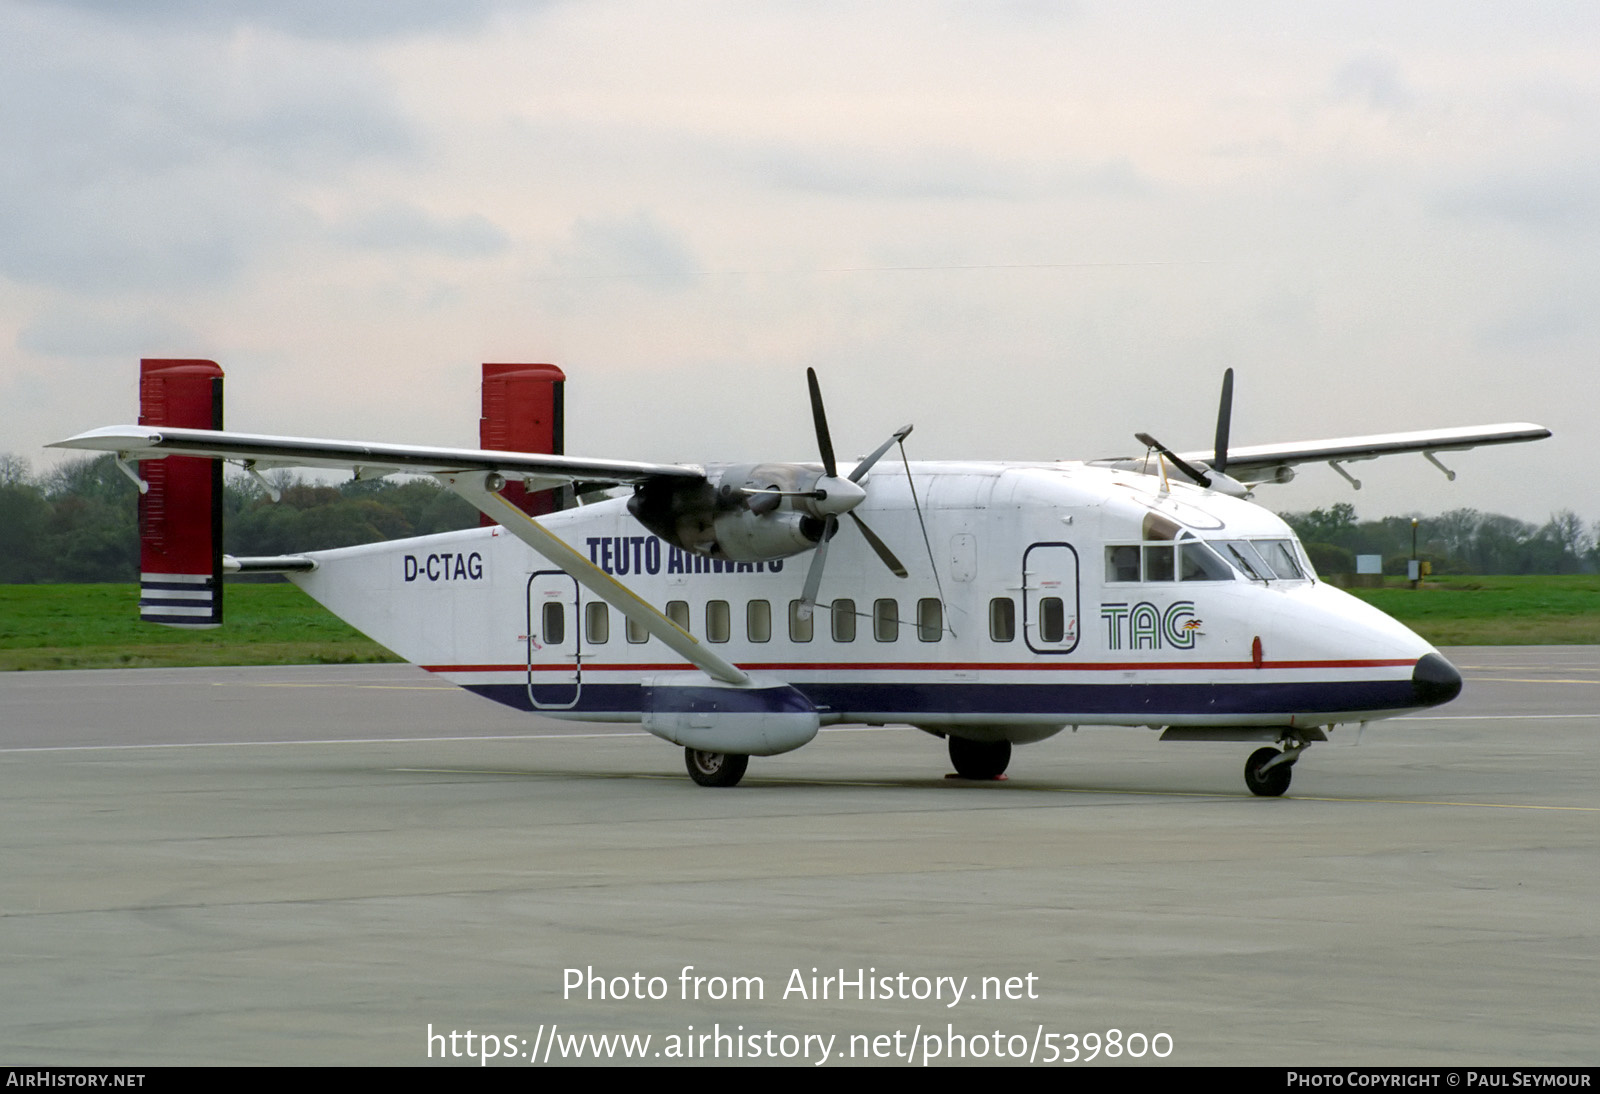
[53, 360, 1550, 794]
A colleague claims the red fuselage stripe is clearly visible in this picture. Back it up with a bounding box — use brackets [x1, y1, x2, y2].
[423, 658, 1417, 674]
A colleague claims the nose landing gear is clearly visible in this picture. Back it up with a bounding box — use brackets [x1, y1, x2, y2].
[1244, 737, 1310, 797]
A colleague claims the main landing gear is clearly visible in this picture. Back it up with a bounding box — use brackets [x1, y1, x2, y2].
[1244, 741, 1308, 797]
[684, 748, 749, 788]
[948, 736, 1012, 781]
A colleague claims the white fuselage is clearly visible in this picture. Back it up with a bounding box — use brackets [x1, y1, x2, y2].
[286, 461, 1445, 743]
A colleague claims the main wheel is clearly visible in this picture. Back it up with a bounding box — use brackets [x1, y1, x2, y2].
[948, 736, 1012, 780]
[685, 748, 749, 788]
[1244, 746, 1292, 797]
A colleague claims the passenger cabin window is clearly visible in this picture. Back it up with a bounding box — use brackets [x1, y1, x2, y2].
[626, 616, 648, 644]
[874, 599, 898, 642]
[989, 597, 1016, 642]
[706, 600, 731, 643]
[747, 600, 771, 643]
[585, 602, 609, 644]
[541, 602, 565, 645]
[1039, 597, 1065, 643]
[917, 598, 942, 642]
[788, 600, 813, 643]
[665, 600, 690, 630]
[832, 599, 856, 643]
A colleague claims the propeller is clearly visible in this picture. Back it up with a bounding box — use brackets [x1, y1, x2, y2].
[796, 368, 912, 618]
[1213, 366, 1233, 476]
[1135, 368, 1249, 498]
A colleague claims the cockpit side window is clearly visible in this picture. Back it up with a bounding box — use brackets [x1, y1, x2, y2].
[1105, 545, 1141, 583]
[1143, 545, 1174, 582]
[1179, 541, 1234, 581]
[1107, 541, 1206, 583]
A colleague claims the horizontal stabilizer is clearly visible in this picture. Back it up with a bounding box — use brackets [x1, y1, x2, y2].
[223, 555, 318, 574]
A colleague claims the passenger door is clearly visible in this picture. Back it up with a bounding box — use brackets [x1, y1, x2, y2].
[1022, 542, 1080, 655]
[526, 570, 581, 709]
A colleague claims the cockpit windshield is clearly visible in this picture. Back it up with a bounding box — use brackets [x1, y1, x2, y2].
[1102, 535, 1315, 585]
[1214, 538, 1312, 582]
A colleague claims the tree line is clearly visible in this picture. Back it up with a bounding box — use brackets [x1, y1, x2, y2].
[1279, 503, 1597, 576]
[2, 453, 1594, 582]
[0, 453, 479, 583]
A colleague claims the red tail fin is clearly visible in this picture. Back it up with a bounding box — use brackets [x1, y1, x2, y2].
[138, 359, 224, 627]
[479, 362, 567, 523]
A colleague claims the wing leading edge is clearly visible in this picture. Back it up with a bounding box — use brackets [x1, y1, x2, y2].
[1092, 422, 1551, 487]
[1189, 423, 1551, 476]
[49, 425, 703, 487]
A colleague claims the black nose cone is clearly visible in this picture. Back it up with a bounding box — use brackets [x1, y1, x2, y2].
[1413, 653, 1463, 707]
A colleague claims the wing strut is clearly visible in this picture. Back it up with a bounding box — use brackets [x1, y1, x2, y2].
[441, 471, 751, 687]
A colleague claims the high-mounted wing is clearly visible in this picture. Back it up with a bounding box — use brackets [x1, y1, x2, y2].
[1175, 423, 1551, 487]
[49, 425, 703, 487]
[1096, 367, 1552, 492]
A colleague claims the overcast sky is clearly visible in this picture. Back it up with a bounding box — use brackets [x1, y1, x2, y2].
[4, 1, 1594, 525]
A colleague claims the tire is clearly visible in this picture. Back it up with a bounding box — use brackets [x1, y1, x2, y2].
[685, 748, 749, 788]
[948, 736, 1012, 780]
[1244, 746, 1292, 797]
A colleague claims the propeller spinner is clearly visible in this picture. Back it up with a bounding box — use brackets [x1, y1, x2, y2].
[624, 369, 914, 602]
[1135, 368, 1250, 498]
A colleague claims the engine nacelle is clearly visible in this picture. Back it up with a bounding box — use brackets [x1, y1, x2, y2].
[628, 462, 827, 563]
[711, 507, 822, 561]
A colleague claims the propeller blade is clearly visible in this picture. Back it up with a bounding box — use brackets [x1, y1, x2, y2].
[847, 424, 914, 483]
[849, 512, 908, 578]
[806, 367, 837, 479]
[797, 515, 836, 619]
[1213, 367, 1234, 476]
[1135, 432, 1213, 488]
[1135, 431, 1251, 498]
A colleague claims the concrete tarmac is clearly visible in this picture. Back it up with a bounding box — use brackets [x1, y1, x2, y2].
[1, 648, 1595, 1066]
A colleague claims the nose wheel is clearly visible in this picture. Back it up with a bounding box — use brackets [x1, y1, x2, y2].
[1244, 744, 1303, 797]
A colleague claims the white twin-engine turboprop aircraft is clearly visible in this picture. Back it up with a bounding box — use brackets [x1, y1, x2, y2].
[54, 365, 1549, 794]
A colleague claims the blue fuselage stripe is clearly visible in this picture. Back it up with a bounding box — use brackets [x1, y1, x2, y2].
[462, 677, 1416, 719]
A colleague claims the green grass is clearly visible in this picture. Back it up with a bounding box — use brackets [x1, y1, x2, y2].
[2, 575, 1597, 671]
[0, 583, 400, 671]
[1341, 574, 1600, 645]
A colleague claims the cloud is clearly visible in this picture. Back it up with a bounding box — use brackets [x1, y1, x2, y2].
[1331, 54, 1413, 111]
[0, 6, 416, 292]
[546, 211, 701, 290]
[745, 143, 1147, 202]
[16, 306, 199, 358]
[1434, 166, 1600, 231]
[18, 0, 553, 41]
[331, 205, 511, 257]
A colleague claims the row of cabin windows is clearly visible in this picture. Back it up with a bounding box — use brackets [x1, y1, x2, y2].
[543, 595, 1066, 646]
